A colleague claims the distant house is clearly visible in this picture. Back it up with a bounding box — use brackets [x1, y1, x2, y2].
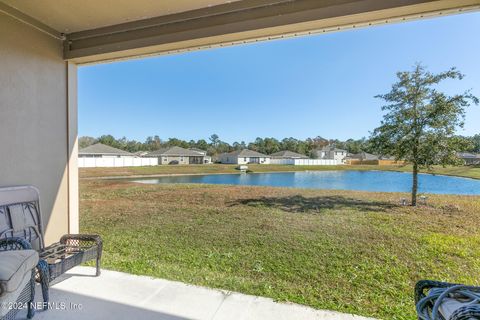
[348, 152, 379, 161]
[345, 151, 402, 165]
[189, 148, 207, 155]
[146, 146, 211, 165]
[189, 148, 212, 163]
[378, 155, 397, 161]
[314, 146, 347, 163]
[457, 152, 480, 165]
[269, 150, 309, 159]
[269, 150, 340, 165]
[219, 149, 271, 164]
[79, 143, 157, 167]
[132, 151, 150, 157]
[79, 143, 135, 159]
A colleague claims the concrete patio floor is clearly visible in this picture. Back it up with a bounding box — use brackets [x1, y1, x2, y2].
[27, 266, 375, 320]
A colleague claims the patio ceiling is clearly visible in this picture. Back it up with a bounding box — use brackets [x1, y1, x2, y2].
[1, 0, 479, 64]
[0, 0, 242, 33]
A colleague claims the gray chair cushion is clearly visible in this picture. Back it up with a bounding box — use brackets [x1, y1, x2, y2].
[0, 250, 38, 296]
[0, 264, 34, 317]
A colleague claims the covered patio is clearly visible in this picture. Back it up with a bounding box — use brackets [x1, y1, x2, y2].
[1, 0, 479, 319]
[27, 267, 372, 320]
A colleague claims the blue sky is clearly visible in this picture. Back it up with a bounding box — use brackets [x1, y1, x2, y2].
[79, 12, 480, 144]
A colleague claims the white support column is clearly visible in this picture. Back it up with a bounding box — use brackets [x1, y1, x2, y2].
[67, 62, 79, 234]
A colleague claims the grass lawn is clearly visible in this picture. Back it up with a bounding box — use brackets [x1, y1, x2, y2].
[79, 163, 480, 180]
[80, 180, 480, 319]
[395, 165, 480, 180]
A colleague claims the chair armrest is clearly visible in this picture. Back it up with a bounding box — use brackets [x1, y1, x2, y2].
[0, 237, 32, 251]
[60, 234, 102, 245]
[60, 234, 102, 253]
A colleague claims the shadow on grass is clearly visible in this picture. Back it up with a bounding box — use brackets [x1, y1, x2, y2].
[229, 195, 397, 213]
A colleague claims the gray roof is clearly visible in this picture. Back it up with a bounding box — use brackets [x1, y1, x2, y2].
[379, 155, 396, 160]
[189, 148, 207, 154]
[146, 146, 204, 157]
[319, 146, 347, 153]
[349, 152, 379, 161]
[457, 152, 480, 159]
[132, 151, 150, 156]
[79, 143, 133, 156]
[269, 150, 308, 159]
[222, 149, 269, 158]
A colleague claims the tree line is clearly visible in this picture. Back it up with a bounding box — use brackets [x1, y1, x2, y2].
[81, 64, 478, 207]
[79, 132, 480, 157]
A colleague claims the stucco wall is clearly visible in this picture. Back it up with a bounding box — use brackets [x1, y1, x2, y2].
[0, 13, 69, 244]
[159, 156, 189, 165]
[218, 155, 239, 164]
[219, 156, 271, 164]
[239, 157, 271, 165]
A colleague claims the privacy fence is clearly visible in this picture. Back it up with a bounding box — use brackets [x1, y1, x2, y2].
[78, 157, 158, 168]
[270, 159, 342, 165]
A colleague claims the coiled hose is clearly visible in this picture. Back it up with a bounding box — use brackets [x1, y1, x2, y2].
[416, 285, 480, 320]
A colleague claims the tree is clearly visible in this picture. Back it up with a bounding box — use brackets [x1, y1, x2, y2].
[371, 64, 478, 205]
[78, 136, 96, 149]
[96, 135, 120, 148]
[312, 136, 329, 149]
[195, 139, 209, 151]
[468, 134, 480, 153]
[166, 138, 189, 148]
[145, 135, 162, 150]
[344, 138, 364, 154]
[209, 134, 220, 147]
[263, 137, 280, 154]
[232, 141, 246, 150]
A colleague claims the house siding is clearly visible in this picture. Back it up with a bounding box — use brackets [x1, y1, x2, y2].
[159, 155, 190, 165]
[316, 149, 347, 163]
[219, 155, 271, 164]
[0, 14, 69, 244]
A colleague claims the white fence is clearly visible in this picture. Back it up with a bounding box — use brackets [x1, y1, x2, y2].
[79, 157, 158, 168]
[270, 158, 341, 165]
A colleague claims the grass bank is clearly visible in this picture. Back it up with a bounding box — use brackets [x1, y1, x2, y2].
[394, 165, 480, 180]
[80, 163, 480, 180]
[80, 180, 480, 319]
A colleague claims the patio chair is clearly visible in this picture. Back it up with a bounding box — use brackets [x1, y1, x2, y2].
[0, 186, 102, 307]
[415, 280, 480, 319]
[0, 238, 38, 320]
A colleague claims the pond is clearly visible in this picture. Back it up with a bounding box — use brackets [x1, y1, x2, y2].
[132, 170, 480, 195]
